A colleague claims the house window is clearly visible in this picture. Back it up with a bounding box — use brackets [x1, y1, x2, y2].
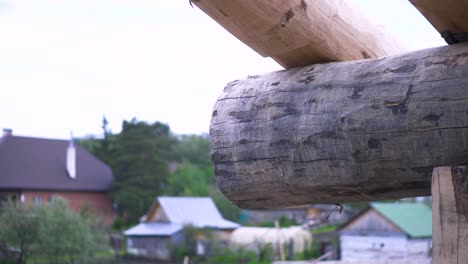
[0, 193, 17, 203]
[33, 196, 41, 206]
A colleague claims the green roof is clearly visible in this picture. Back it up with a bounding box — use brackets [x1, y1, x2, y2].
[371, 202, 432, 238]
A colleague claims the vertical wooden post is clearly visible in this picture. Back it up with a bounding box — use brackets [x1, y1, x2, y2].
[275, 220, 286, 261]
[432, 166, 468, 264]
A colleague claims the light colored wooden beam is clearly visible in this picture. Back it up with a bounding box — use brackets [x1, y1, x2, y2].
[432, 166, 468, 264]
[410, 0, 468, 37]
[193, 0, 407, 68]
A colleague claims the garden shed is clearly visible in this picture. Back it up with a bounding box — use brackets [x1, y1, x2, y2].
[340, 203, 432, 261]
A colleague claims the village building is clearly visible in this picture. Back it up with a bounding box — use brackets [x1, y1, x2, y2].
[244, 204, 353, 227]
[230, 226, 311, 258]
[0, 129, 116, 224]
[124, 196, 240, 260]
[340, 202, 432, 262]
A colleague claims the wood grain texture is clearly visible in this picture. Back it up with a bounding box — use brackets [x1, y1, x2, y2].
[193, 0, 407, 68]
[410, 0, 468, 33]
[210, 43, 468, 209]
[432, 166, 468, 264]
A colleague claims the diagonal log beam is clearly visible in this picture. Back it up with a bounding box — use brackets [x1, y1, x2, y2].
[193, 0, 407, 68]
[410, 0, 468, 44]
[210, 43, 468, 209]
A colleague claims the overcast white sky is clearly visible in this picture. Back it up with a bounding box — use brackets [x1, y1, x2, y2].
[0, 0, 445, 139]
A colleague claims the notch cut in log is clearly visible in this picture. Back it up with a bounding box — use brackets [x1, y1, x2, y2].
[432, 166, 468, 264]
[210, 43, 468, 209]
[193, 0, 407, 68]
[410, 0, 468, 44]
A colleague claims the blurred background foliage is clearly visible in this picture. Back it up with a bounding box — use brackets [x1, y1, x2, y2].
[79, 117, 242, 226]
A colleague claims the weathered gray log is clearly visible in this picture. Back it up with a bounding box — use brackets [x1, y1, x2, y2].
[210, 43, 468, 209]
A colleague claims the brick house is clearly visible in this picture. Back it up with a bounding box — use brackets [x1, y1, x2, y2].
[0, 129, 116, 224]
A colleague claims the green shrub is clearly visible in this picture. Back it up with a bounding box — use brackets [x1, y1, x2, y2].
[36, 197, 103, 263]
[111, 217, 124, 231]
[209, 247, 259, 264]
[257, 215, 298, 228]
[0, 197, 105, 264]
[0, 201, 40, 264]
[295, 239, 319, 260]
[312, 224, 338, 234]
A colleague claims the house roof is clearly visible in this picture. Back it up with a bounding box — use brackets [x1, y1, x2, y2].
[0, 135, 113, 192]
[125, 197, 240, 237]
[124, 222, 183, 236]
[156, 196, 240, 229]
[370, 202, 432, 238]
[341, 202, 432, 238]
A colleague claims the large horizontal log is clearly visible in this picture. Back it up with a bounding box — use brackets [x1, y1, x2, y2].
[409, 0, 468, 44]
[193, 0, 406, 68]
[210, 43, 468, 209]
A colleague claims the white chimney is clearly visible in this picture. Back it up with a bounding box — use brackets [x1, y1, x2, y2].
[67, 133, 76, 179]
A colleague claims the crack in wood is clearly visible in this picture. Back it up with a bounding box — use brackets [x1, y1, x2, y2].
[347, 125, 468, 136]
[453, 167, 468, 222]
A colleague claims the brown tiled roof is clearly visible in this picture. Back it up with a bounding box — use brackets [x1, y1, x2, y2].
[0, 135, 113, 192]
